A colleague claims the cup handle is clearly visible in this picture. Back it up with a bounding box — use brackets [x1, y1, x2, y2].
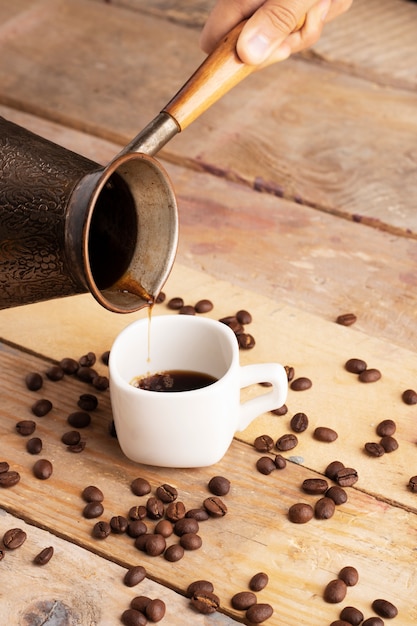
[237, 363, 288, 432]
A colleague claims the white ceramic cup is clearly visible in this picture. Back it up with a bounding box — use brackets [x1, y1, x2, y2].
[109, 315, 287, 467]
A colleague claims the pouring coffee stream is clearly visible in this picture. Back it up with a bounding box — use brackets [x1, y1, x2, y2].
[0, 20, 303, 313]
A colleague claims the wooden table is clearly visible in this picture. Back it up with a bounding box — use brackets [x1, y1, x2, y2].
[1, 1, 417, 624]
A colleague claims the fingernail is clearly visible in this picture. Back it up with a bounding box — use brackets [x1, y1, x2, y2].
[245, 33, 271, 64]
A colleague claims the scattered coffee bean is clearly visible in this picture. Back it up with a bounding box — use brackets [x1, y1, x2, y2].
[61, 431, 81, 447]
[238, 333, 256, 349]
[146, 497, 164, 519]
[376, 419, 396, 437]
[335, 467, 358, 487]
[323, 579, 347, 603]
[231, 591, 257, 610]
[408, 476, 417, 492]
[164, 544, 184, 562]
[256, 456, 276, 475]
[174, 517, 199, 536]
[0, 471, 20, 488]
[195, 299, 213, 313]
[358, 368, 381, 383]
[330, 621, 352, 626]
[187, 580, 214, 598]
[145, 533, 166, 556]
[180, 532, 202, 550]
[121, 608, 147, 626]
[285, 366, 295, 381]
[219, 316, 244, 334]
[92, 375, 109, 391]
[101, 350, 110, 365]
[340, 606, 364, 626]
[134, 534, 150, 552]
[128, 521, 148, 538]
[236, 309, 252, 325]
[203, 496, 227, 517]
[336, 313, 357, 326]
[16, 420, 36, 436]
[124, 565, 147, 587]
[249, 572, 269, 592]
[110, 515, 128, 534]
[290, 412, 309, 433]
[33, 459, 53, 480]
[314, 426, 338, 443]
[156, 483, 178, 503]
[59, 357, 79, 375]
[31, 398, 53, 417]
[290, 376, 312, 391]
[92, 521, 111, 539]
[67, 441, 86, 453]
[208, 476, 230, 496]
[154, 519, 173, 537]
[315, 497, 336, 519]
[338, 566, 359, 586]
[0, 461, 10, 473]
[77, 393, 98, 411]
[254, 435, 274, 453]
[325, 460, 345, 481]
[83, 501, 104, 519]
[76, 367, 98, 383]
[402, 388, 417, 405]
[67, 411, 91, 428]
[364, 442, 385, 457]
[26, 437, 43, 455]
[82, 485, 104, 502]
[185, 508, 209, 521]
[274, 454, 287, 469]
[129, 506, 147, 521]
[130, 596, 151, 613]
[165, 501, 186, 522]
[3, 528, 27, 549]
[302, 478, 329, 495]
[372, 598, 398, 619]
[246, 603, 274, 623]
[167, 297, 184, 310]
[33, 546, 54, 565]
[79, 352, 96, 367]
[380, 435, 398, 453]
[131, 477, 152, 496]
[362, 618, 384, 626]
[345, 358, 367, 374]
[145, 598, 166, 622]
[276, 433, 298, 451]
[45, 365, 65, 381]
[25, 372, 43, 391]
[190, 591, 220, 614]
[288, 503, 314, 524]
[155, 290, 166, 304]
[270, 404, 288, 416]
[326, 486, 348, 505]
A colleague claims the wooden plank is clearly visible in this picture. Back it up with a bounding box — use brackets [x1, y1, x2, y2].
[1, 333, 417, 624]
[0, 509, 239, 625]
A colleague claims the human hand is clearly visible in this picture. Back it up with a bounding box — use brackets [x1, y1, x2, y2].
[200, 0, 353, 66]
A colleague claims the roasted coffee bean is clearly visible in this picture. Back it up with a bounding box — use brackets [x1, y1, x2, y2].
[0, 471, 20, 488]
[134, 533, 151, 552]
[195, 299, 213, 313]
[238, 333, 256, 349]
[145, 533, 166, 556]
[380, 435, 398, 453]
[290, 412, 309, 433]
[285, 365, 295, 382]
[302, 478, 329, 495]
[180, 532, 202, 550]
[79, 352, 96, 367]
[270, 404, 288, 415]
[46, 365, 64, 381]
[76, 366, 98, 383]
[26, 437, 42, 455]
[330, 621, 352, 626]
[59, 357, 79, 375]
[154, 519, 173, 537]
[315, 497, 336, 519]
[31, 398, 53, 417]
[185, 508, 209, 521]
[165, 501, 186, 522]
[208, 476, 230, 496]
[0, 461, 10, 473]
[174, 517, 199, 537]
[288, 503, 314, 524]
[372, 598, 398, 618]
[130, 596, 151, 613]
[191, 591, 220, 614]
[101, 350, 110, 365]
[145, 598, 166, 622]
[121, 608, 147, 626]
[33, 459, 53, 480]
[274, 454, 287, 469]
[92, 521, 111, 539]
[402, 388, 417, 405]
[77, 393, 98, 411]
[249, 572, 269, 592]
[124, 565, 147, 587]
[156, 483, 178, 503]
[110, 515, 128, 534]
[276, 433, 298, 451]
[236, 309, 252, 325]
[219, 317, 244, 334]
[364, 442, 385, 457]
[180, 306, 196, 316]
[231, 591, 257, 610]
[92, 375, 109, 391]
[16, 420, 36, 436]
[129, 505, 147, 521]
[358, 368, 381, 383]
[314, 426, 338, 442]
[83, 501, 104, 519]
[338, 566, 359, 586]
[336, 313, 357, 326]
[246, 603, 274, 623]
[323, 579, 347, 603]
[290, 377, 312, 391]
[167, 296, 184, 310]
[362, 619, 384, 626]
[187, 580, 214, 598]
[254, 435, 274, 453]
[82, 485, 104, 502]
[67, 411, 91, 428]
[376, 419, 396, 437]
[335, 467, 358, 487]
[256, 457, 276, 475]
[0, 550, 4, 561]
[131, 477, 151, 496]
[127, 521, 148, 538]
[326, 486, 348, 505]
[61, 431, 81, 446]
[25, 372, 43, 391]
[325, 460, 345, 480]
[3, 528, 27, 549]
[67, 441, 86, 453]
[339, 606, 364, 626]
[345, 358, 367, 374]
[408, 476, 417, 492]
[203, 496, 227, 517]
[33, 546, 54, 565]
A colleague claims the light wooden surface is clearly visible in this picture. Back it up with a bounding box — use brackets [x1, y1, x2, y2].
[1, 1, 417, 624]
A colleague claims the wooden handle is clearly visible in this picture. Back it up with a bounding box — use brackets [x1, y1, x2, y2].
[163, 16, 306, 132]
